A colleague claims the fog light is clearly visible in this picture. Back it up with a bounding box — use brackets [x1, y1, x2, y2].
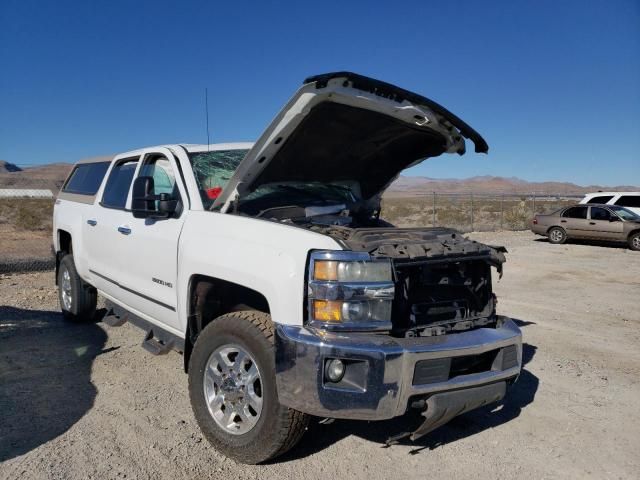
[325, 358, 345, 383]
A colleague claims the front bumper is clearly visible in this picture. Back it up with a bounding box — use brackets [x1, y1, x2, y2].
[275, 316, 522, 421]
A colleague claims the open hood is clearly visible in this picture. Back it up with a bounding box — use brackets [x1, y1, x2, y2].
[216, 72, 488, 211]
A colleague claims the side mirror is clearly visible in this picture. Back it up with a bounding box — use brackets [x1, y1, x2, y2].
[132, 176, 177, 218]
[609, 216, 619, 222]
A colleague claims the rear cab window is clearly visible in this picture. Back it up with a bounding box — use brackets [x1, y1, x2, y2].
[614, 195, 640, 208]
[101, 158, 139, 209]
[586, 195, 613, 204]
[62, 162, 110, 195]
[562, 206, 588, 219]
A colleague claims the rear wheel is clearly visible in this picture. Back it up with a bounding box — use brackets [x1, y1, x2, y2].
[548, 227, 567, 244]
[188, 311, 309, 464]
[57, 254, 97, 322]
[629, 232, 640, 251]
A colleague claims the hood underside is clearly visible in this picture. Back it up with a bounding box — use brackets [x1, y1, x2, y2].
[216, 72, 489, 211]
[251, 101, 448, 199]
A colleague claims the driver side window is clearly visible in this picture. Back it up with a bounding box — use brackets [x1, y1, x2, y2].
[139, 156, 178, 197]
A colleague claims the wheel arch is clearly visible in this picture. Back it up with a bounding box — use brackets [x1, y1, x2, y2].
[547, 225, 566, 234]
[55, 229, 73, 285]
[627, 228, 640, 239]
[627, 228, 640, 248]
[183, 274, 272, 372]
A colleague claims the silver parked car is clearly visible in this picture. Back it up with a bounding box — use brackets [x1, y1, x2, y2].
[531, 204, 640, 250]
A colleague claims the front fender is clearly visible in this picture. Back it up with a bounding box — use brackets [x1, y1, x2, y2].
[176, 212, 343, 334]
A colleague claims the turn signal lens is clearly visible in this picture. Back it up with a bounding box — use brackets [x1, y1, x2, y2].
[313, 300, 342, 322]
[314, 260, 338, 281]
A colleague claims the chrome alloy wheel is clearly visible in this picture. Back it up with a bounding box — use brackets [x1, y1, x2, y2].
[550, 229, 564, 243]
[61, 267, 73, 311]
[204, 345, 263, 435]
[633, 236, 640, 249]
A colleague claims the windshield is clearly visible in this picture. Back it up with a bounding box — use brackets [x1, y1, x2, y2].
[609, 205, 640, 221]
[188, 149, 249, 208]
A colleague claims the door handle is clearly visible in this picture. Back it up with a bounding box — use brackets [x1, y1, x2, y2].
[589, 222, 596, 225]
[117, 226, 132, 235]
[87, 219, 97, 226]
[560, 220, 567, 223]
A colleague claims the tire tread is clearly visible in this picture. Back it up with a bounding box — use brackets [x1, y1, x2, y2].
[188, 310, 308, 464]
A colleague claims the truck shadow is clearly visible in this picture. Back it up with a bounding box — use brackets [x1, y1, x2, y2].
[0, 306, 109, 462]
[280, 341, 538, 462]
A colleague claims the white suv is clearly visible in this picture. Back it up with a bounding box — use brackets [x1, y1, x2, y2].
[580, 192, 640, 216]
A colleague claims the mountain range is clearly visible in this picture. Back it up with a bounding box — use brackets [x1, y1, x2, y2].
[386, 175, 639, 196]
[1, 160, 638, 195]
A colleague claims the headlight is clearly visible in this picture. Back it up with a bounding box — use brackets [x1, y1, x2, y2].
[313, 259, 392, 282]
[307, 251, 394, 331]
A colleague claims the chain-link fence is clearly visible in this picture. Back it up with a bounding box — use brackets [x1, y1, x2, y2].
[0, 175, 584, 274]
[382, 193, 583, 232]
[0, 177, 58, 274]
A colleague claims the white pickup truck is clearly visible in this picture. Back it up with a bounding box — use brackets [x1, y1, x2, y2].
[53, 72, 522, 464]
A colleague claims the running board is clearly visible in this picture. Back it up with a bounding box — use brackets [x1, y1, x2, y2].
[101, 309, 127, 327]
[142, 330, 173, 355]
[102, 300, 185, 353]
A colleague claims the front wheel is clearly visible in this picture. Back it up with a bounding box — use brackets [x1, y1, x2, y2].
[629, 232, 640, 251]
[188, 311, 309, 464]
[548, 227, 567, 244]
[57, 254, 97, 322]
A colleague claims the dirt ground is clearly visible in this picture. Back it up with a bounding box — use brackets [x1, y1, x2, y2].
[1, 231, 639, 479]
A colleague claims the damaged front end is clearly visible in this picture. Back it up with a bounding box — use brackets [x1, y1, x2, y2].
[274, 224, 520, 444]
[312, 225, 508, 338]
[224, 71, 524, 439]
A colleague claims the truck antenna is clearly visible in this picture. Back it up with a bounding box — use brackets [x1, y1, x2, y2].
[205, 88, 211, 151]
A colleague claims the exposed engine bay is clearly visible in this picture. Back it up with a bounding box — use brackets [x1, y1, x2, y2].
[321, 223, 506, 338]
[236, 196, 506, 338]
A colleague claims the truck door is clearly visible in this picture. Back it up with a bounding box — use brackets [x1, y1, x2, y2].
[84, 155, 141, 300]
[112, 148, 187, 334]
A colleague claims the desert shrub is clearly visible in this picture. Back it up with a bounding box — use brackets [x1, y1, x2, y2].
[503, 200, 531, 230]
[0, 198, 54, 231]
[436, 206, 471, 230]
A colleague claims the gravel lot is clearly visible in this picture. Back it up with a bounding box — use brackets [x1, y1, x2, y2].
[1, 231, 639, 479]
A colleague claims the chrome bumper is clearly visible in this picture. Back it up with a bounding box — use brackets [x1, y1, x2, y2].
[275, 316, 522, 420]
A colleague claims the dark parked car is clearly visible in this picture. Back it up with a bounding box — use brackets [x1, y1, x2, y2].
[531, 204, 640, 250]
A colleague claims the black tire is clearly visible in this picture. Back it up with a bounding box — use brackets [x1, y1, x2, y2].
[548, 226, 567, 244]
[57, 254, 97, 322]
[188, 311, 308, 464]
[629, 232, 640, 251]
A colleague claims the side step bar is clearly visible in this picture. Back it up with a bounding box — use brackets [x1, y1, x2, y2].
[101, 309, 127, 327]
[142, 330, 174, 356]
[101, 300, 185, 354]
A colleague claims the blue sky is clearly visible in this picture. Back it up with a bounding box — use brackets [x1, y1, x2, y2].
[1, 0, 638, 185]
